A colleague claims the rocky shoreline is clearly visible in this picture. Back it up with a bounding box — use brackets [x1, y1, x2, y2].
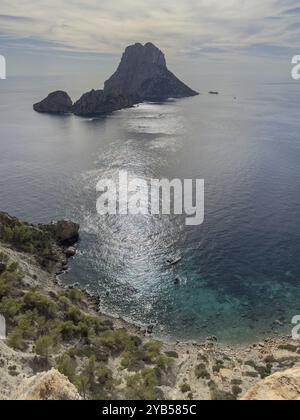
[1, 212, 300, 400]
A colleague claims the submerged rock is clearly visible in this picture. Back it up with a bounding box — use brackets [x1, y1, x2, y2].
[33, 91, 73, 115]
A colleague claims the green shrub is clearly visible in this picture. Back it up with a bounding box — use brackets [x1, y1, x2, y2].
[7, 328, 26, 351]
[0, 214, 53, 262]
[242, 371, 259, 378]
[264, 355, 276, 364]
[142, 341, 162, 363]
[56, 353, 78, 382]
[75, 357, 114, 400]
[66, 305, 83, 324]
[245, 360, 256, 369]
[0, 297, 21, 319]
[212, 360, 225, 374]
[59, 289, 84, 304]
[256, 364, 272, 379]
[195, 364, 210, 380]
[121, 350, 145, 371]
[125, 368, 160, 400]
[22, 291, 56, 320]
[165, 351, 178, 359]
[209, 381, 236, 401]
[231, 379, 243, 386]
[278, 344, 299, 353]
[155, 355, 173, 372]
[35, 335, 54, 359]
[99, 329, 138, 355]
[232, 385, 243, 397]
[181, 383, 191, 393]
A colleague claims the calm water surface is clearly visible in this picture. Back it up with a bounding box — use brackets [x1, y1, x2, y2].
[1, 76, 300, 344]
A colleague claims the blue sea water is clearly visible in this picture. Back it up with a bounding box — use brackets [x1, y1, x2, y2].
[1, 76, 300, 344]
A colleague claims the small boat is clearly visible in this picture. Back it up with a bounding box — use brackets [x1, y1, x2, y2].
[174, 276, 181, 286]
[209, 91, 219, 95]
[167, 256, 182, 266]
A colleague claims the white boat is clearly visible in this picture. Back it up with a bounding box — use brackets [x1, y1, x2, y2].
[167, 256, 182, 266]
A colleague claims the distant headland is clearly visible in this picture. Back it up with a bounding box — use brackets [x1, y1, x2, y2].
[33, 42, 199, 117]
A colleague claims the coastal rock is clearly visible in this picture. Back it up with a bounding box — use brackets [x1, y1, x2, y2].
[65, 246, 76, 258]
[44, 219, 79, 246]
[33, 91, 73, 115]
[17, 369, 81, 400]
[241, 365, 300, 400]
[104, 42, 198, 101]
[0, 211, 79, 272]
[72, 89, 136, 117]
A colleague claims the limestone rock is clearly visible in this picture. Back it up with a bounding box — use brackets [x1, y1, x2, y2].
[33, 91, 73, 115]
[17, 369, 81, 400]
[104, 42, 198, 101]
[241, 365, 300, 400]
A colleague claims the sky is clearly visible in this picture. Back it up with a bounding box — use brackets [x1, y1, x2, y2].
[0, 0, 299, 83]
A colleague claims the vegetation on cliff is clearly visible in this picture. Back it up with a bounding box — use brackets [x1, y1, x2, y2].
[0, 250, 175, 400]
[0, 211, 79, 271]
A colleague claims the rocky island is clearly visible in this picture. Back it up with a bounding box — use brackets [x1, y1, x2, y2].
[33, 91, 73, 115]
[33, 43, 199, 117]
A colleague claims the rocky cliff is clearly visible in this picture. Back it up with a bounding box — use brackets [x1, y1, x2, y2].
[0, 211, 79, 273]
[104, 42, 198, 101]
[34, 43, 198, 117]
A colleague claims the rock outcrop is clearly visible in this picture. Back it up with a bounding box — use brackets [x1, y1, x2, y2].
[43, 219, 79, 246]
[17, 369, 81, 400]
[33, 91, 73, 115]
[0, 211, 79, 272]
[104, 42, 198, 101]
[34, 43, 198, 117]
[242, 366, 300, 400]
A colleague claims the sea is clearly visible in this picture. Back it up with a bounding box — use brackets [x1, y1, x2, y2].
[1, 74, 300, 344]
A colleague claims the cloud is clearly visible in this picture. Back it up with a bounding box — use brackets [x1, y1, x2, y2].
[0, 0, 299, 60]
[0, 14, 34, 21]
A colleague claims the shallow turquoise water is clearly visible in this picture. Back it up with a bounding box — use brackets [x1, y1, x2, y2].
[1, 77, 300, 343]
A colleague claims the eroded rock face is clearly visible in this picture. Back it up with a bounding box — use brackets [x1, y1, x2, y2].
[241, 366, 300, 400]
[104, 42, 198, 101]
[33, 91, 73, 115]
[17, 369, 81, 400]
